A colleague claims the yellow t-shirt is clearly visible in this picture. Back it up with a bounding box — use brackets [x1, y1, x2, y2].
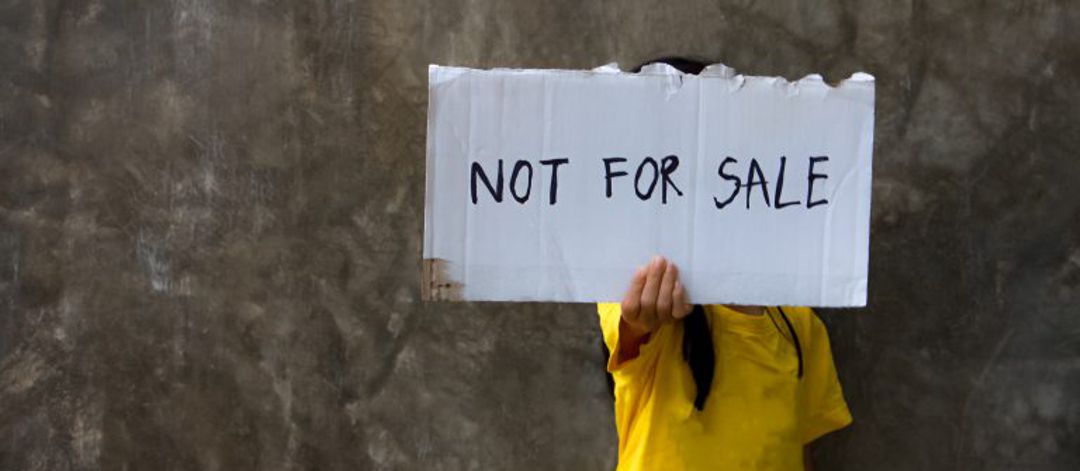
[598, 303, 852, 470]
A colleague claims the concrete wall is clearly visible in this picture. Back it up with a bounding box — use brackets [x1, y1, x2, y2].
[1, 0, 1078, 469]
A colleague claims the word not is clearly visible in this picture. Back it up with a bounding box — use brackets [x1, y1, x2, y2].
[713, 156, 830, 210]
[471, 158, 570, 205]
[602, 155, 684, 204]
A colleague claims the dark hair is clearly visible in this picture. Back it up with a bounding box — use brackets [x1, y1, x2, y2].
[631, 56, 709, 75]
[598, 58, 803, 412]
[682, 304, 715, 410]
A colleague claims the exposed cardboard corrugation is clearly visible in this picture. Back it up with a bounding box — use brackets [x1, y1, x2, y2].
[422, 258, 464, 301]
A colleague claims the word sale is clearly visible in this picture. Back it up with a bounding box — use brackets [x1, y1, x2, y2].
[710, 156, 830, 210]
[468, 155, 830, 210]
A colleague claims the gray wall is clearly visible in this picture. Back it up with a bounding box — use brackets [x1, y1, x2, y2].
[1, 0, 1078, 469]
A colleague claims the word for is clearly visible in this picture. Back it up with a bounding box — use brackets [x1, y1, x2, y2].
[468, 155, 830, 210]
[602, 156, 683, 204]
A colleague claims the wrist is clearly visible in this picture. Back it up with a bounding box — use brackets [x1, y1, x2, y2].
[619, 317, 652, 346]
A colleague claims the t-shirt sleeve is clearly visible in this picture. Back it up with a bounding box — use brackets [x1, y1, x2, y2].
[596, 302, 669, 381]
[798, 308, 853, 443]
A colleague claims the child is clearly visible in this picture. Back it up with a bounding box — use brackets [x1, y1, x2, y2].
[598, 256, 851, 470]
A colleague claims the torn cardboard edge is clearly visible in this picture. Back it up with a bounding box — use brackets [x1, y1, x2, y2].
[429, 62, 874, 89]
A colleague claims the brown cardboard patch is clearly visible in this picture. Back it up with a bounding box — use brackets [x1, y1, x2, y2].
[422, 258, 463, 301]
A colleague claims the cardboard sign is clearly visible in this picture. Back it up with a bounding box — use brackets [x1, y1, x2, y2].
[422, 63, 875, 307]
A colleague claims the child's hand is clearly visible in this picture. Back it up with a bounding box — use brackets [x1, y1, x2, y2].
[620, 256, 693, 337]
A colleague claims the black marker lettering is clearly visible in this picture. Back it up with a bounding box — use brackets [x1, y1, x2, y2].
[660, 155, 683, 204]
[807, 156, 829, 208]
[602, 157, 628, 198]
[509, 160, 533, 204]
[634, 157, 659, 200]
[538, 158, 569, 205]
[713, 157, 740, 209]
[745, 158, 771, 209]
[773, 156, 800, 209]
[471, 159, 504, 204]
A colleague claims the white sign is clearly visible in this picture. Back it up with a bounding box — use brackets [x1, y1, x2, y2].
[423, 63, 875, 307]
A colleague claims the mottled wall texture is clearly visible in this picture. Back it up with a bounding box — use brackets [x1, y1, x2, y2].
[1, 0, 1078, 469]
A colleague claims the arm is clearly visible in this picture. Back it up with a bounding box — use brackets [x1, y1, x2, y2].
[615, 317, 651, 364]
[799, 310, 853, 442]
[799, 310, 852, 469]
[614, 256, 692, 365]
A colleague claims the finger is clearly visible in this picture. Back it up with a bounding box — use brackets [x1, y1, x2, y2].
[672, 280, 692, 319]
[620, 265, 647, 323]
[656, 262, 677, 323]
[639, 256, 665, 326]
